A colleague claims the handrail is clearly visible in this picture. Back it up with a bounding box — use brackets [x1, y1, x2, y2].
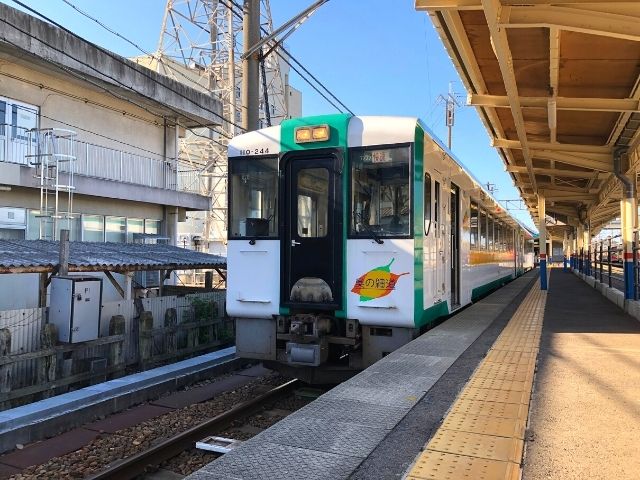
[1, 123, 204, 194]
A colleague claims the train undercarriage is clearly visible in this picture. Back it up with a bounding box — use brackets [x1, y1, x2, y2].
[235, 313, 416, 385]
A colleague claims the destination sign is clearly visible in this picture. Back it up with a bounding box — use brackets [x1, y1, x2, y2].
[358, 149, 393, 164]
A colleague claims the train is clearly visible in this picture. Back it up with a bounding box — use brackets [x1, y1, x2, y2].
[226, 114, 534, 383]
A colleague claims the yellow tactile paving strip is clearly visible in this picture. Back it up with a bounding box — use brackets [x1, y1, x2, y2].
[406, 281, 547, 480]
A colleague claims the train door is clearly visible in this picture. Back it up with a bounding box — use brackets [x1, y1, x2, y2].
[282, 152, 342, 309]
[514, 230, 520, 276]
[450, 184, 460, 306]
[431, 172, 446, 298]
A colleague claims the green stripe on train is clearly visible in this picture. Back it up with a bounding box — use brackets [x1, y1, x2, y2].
[471, 274, 514, 301]
[413, 123, 425, 326]
[417, 300, 449, 328]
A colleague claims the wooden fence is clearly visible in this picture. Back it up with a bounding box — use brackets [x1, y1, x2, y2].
[0, 291, 230, 410]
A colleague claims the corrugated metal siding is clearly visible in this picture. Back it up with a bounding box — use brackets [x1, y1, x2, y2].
[0, 307, 45, 389]
[0, 240, 226, 272]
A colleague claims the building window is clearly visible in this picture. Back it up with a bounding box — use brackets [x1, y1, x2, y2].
[56, 217, 80, 241]
[27, 211, 45, 240]
[105, 216, 126, 242]
[145, 219, 161, 235]
[0, 100, 6, 139]
[127, 218, 144, 242]
[11, 104, 38, 141]
[82, 215, 104, 242]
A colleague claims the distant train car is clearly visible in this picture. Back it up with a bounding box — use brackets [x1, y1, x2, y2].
[226, 114, 534, 382]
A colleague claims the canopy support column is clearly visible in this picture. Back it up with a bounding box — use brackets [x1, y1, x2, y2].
[563, 230, 568, 271]
[538, 194, 547, 290]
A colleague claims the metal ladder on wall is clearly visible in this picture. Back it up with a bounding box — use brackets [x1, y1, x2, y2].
[27, 128, 77, 240]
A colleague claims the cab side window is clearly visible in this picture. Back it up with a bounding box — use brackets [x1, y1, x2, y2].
[424, 172, 432, 235]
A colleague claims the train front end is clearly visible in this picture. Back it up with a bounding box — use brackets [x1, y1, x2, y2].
[226, 115, 421, 383]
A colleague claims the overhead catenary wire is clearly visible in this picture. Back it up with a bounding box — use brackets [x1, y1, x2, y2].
[8, 0, 245, 135]
[58, 0, 353, 117]
[219, 0, 354, 114]
[59, 0, 237, 123]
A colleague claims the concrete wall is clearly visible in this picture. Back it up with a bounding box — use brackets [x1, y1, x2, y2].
[0, 9, 210, 212]
[573, 269, 640, 323]
[0, 62, 169, 158]
[0, 2, 221, 127]
[0, 187, 164, 218]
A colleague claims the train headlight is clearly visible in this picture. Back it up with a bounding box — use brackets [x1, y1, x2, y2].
[295, 124, 330, 143]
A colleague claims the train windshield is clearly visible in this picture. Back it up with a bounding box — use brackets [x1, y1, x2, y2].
[350, 146, 411, 238]
[229, 156, 279, 238]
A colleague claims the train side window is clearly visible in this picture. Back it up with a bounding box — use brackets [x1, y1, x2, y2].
[424, 172, 432, 236]
[479, 209, 487, 250]
[434, 180, 440, 226]
[488, 216, 495, 251]
[470, 203, 478, 249]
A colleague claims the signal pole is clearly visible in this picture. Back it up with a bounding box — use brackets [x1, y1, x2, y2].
[242, 0, 260, 131]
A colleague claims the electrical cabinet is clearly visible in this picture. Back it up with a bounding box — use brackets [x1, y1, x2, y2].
[49, 276, 103, 343]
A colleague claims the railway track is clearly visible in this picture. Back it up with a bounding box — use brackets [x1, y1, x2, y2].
[86, 379, 300, 480]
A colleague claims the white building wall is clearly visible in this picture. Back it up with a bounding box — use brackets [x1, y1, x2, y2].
[0, 62, 169, 159]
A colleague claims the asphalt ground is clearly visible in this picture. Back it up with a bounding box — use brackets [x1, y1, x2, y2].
[523, 269, 640, 479]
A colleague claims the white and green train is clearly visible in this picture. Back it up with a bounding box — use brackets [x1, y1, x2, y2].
[227, 114, 534, 382]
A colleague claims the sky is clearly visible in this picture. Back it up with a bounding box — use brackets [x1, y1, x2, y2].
[2, 0, 534, 228]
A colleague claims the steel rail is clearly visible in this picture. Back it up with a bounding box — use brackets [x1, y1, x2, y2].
[86, 378, 300, 480]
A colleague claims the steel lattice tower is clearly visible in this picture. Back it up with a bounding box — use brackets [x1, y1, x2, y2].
[154, 0, 291, 250]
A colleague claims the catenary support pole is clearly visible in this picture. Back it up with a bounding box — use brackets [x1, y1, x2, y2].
[242, 0, 260, 131]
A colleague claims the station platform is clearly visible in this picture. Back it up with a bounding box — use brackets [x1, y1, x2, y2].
[186, 268, 640, 480]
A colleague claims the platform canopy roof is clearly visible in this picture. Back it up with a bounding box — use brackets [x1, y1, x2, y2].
[416, 0, 640, 234]
[0, 240, 226, 274]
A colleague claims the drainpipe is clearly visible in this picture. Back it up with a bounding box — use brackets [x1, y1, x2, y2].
[614, 147, 636, 300]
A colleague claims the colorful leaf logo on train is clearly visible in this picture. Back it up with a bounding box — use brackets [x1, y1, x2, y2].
[351, 259, 409, 302]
